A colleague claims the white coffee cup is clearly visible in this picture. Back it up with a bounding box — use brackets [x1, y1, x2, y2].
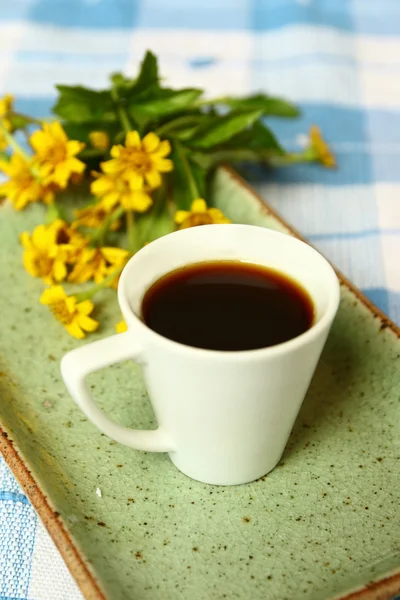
[61, 225, 340, 485]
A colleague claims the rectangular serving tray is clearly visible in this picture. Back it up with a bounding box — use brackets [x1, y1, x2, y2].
[0, 167, 399, 600]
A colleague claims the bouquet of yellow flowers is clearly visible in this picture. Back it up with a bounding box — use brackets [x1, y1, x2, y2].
[0, 51, 335, 339]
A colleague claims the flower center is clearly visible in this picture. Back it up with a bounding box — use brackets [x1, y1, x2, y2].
[50, 301, 73, 325]
[188, 213, 213, 227]
[17, 170, 35, 188]
[48, 142, 67, 164]
[36, 255, 53, 276]
[56, 228, 70, 244]
[116, 178, 131, 193]
[125, 150, 151, 174]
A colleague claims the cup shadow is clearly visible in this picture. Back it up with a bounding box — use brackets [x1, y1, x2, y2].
[281, 314, 368, 462]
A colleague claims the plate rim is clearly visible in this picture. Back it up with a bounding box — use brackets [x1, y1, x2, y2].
[0, 165, 399, 600]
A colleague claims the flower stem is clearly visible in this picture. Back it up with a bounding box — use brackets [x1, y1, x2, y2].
[10, 111, 43, 126]
[0, 122, 32, 162]
[136, 185, 167, 246]
[89, 206, 124, 246]
[111, 87, 132, 135]
[175, 140, 199, 200]
[75, 264, 125, 302]
[45, 201, 63, 224]
[268, 147, 316, 167]
[126, 209, 136, 253]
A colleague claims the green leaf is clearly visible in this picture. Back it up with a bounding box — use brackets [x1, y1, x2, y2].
[110, 72, 133, 90]
[215, 94, 300, 118]
[189, 109, 263, 149]
[129, 88, 203, 120]
[155, 114, 204, 140]
[130, 50, 159, 95]
[250, 121, 284, 151]
[227, 121, 284, 154]
[53, 85, 115, 123]
[62, 120, 120, 146]
[191, 122, 285, 169]
[191, 149, 261, 170]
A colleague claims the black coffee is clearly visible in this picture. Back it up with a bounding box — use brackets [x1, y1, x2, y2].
[142, 261, 314, 351]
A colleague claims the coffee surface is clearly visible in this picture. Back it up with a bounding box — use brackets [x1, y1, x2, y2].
[142, 261, 314, 351]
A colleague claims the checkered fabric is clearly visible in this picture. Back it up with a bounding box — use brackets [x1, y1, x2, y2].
[0, 1, 399, 598]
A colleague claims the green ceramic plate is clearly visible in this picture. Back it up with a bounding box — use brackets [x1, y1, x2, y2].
[0, 167, 399, 600]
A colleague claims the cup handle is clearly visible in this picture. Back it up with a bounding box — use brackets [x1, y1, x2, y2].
[60, 332, 174, 452]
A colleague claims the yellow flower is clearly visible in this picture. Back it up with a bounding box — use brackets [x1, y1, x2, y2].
[175, 198, 231, 229]
[53, 219, 87, 263]
[72, 202, 121, 230]
[40, 286, 99, 339]
[101, 131, 173, 190]
[0, 153, 55, 210]
[0, 94, 14, 151]
[91, 171, 153, 213]
[115, 319, 127, 333]
[20, 221, 71, 284]
[89, 131, 110, 150]
[0, 94, 13, 118]
[68, 246, 129, 288]
[308, 125, 336, 168]
[30, 122, 86, 189]
[21, 219, 86, 283]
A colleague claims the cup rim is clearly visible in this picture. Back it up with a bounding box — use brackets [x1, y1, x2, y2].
[118, 224, 340, 360]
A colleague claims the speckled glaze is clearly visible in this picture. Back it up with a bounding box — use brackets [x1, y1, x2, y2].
[0, 167, 399, 600]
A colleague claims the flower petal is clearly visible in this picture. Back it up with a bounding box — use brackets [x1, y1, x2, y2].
[154, 139, 171, 158]
[65, 321, 85, 339]
[77, 314, 99, 333]
[53, 259, 67, 282]
[153, 158, 173, 173]
[68, 264, 93, 284]
[109, 145, 123, 159]
[191, 198, 207, 213]
[125, 131, 141, 149]
[174, 210, 189, 225]
[20, 231, 33, 251]
[91, 175, 113, 196]
[126, 170, 144, 190]
[0, 159, 13, 176]
[76, 300, 95, 316]
[142, 132, 160, 153]
[144, 169, 161, 189]
[89, 131, 110, 150]
[115, 320, 127, 333]
[100, 247, 129, 264]
[31, 225, 50, 251]
[22, 252, 39, 277]
[102, 191, 120, 210]
[100, 159, 123, 175]
[66, 140, 85, 157]
[65, 296, 77, 314]
[40, 285, 67, 305]
[49, 121, 68, 143]
[122, 190, 152, 212]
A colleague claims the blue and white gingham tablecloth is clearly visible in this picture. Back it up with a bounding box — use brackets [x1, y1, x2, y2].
[0, 1, 399, 598]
